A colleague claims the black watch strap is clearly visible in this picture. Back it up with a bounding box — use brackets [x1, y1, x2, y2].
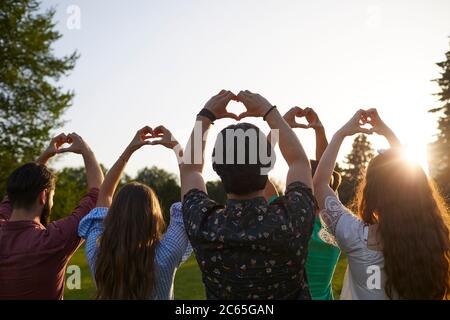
[197, 108, 217, 123]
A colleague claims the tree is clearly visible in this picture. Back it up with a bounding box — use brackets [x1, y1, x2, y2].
[52, 167, 88, 221]
[340, 134, 375, 205]
[0, 0, 78, 197]
[51, 164, 107, 221]
[134, 166, 181, 221]
[428, 42, 450, 201]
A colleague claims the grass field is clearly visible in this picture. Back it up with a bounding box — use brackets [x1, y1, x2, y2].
[64, 245, 348, 300]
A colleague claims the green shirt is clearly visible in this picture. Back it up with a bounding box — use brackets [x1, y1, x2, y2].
[305, 217, 341, 300]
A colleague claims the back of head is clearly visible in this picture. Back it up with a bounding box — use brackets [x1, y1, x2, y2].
[212, 123, 275, 195]
[95, 182, 165, 299]
[7, 162, 55, 226]
[357, 148, 450, 299]
[7, 162, 55, 210]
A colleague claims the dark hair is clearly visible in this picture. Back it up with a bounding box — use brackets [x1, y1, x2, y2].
[356, 148, 450, 299]
[7, 162, 56, 210]
[95, 182, 165, 299]
[212, 123, 275, 195]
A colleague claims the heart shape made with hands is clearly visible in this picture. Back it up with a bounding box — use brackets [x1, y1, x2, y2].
[136, 125, 177, 148]
[357, 109, 377, 133]
[284, 107, 324, 129]
[50, 133, 74, 154]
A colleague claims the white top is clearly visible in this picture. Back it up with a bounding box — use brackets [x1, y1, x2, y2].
[320, 195, 389, 300]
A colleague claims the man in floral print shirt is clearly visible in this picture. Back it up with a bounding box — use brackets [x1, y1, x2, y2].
[181, 90, 315, 300]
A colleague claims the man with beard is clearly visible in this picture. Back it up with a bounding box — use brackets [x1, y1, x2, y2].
[0, 133, 103, 299]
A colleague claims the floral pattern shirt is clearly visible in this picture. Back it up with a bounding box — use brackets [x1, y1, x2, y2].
[182, 181, 316, 300]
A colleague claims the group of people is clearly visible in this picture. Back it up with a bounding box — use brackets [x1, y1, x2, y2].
[0, 90, 449, 300]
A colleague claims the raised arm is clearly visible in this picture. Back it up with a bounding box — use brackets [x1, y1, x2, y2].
[237, 91, 312, 189]
[96, 126, 153, 207]
[304, 108, 328, 160]
[313, 110, 372, 208]
[180, 90, 238, 199]
[366, 108, 402, 148]
[57, 133, 103, 190]
[263, 179, 279, 202]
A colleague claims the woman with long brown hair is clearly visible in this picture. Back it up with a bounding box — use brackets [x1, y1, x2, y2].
[78, 126, 191, 299]
[313, 108, 450, 299]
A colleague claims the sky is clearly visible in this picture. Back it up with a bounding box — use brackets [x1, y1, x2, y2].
[42, 0, 450, 184]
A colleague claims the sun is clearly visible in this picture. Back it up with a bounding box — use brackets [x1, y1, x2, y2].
[403, 144, 430, 175]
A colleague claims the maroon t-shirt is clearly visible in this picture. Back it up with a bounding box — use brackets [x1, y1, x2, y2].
[0, 188, 98, 300]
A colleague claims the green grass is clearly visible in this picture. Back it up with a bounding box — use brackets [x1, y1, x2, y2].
[64, 246, 347, 300]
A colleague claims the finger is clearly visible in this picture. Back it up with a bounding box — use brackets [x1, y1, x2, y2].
[153, 125, 167, 134]
[304, 107, 317, 117]
[56, 146, 73, 154]
[238, 111, 250, 120]
[228, 91, 238, 101]
[225, 91, 237, 100]
[71, 132, 82, 139]
[358, 127, 373, 134]
[139, 126, 153, 135]
[142, 134, 154, 140]
[292, 106, 305, 116]
[366, 108, 379, 119]
[223, 112, 239, 121]
[294, 123, 309, 129]
[150, 139, 163, 145]
[67, 133, 80, 142]
[53, 133, 66, 141]
[221, 92, 237, 105]
[236, 91, 247, 101]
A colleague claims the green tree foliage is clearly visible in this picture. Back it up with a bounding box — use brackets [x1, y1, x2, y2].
[134, 166, 181, 221]
[51, 164, 107, 221]
[429, 42, 450, 201]
[51, 166, 181, 223]
[339, 134, 375, 205]
[52, 167, 87, 221]
[0, 0, 78, 197]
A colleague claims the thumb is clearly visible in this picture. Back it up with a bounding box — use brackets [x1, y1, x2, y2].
[56, 147, 73, 154]
[359, 127, 373, 135]
[294, 123, 309, 129]
[238, 111, 250, 120]
[223, 112, 239, 121]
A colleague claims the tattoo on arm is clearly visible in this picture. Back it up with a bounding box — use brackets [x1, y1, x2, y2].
[321, 196, 347, 235]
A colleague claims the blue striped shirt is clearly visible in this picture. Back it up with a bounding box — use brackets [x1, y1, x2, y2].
[78, 202, 192, 299]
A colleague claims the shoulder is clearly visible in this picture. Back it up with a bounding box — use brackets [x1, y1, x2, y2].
[182, 189, 219, 217]
[284, 181, 315, 203]
[276, 181, 316, 214]
[78, 207, 108, 238]
[321, 195, 366, 251]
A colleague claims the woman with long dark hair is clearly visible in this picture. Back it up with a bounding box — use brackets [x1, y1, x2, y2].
[313, 108, 450, 299]
[78, 126, 191, 299]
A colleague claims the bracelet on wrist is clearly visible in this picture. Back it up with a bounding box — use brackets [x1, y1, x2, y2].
[263, 105, 277, 121]
[197, 108, 217, 124]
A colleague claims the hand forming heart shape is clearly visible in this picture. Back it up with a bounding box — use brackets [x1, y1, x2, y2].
[283, 107, 323, 129]
[127, 125, 180, 153]
[339, 109, 376, 136]
[202, 90, 274, 121]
